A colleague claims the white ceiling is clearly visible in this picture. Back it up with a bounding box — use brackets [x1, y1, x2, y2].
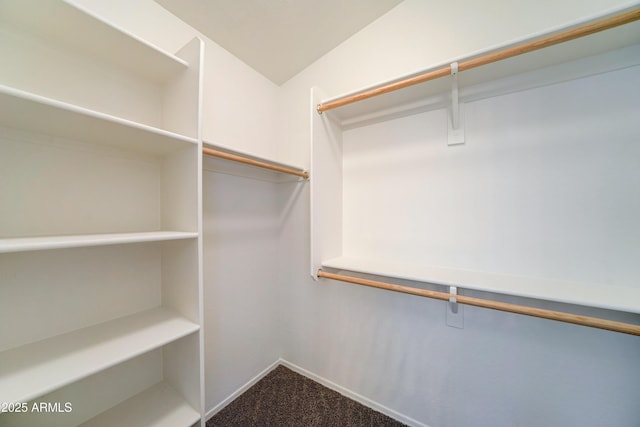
[154, 0, 404, 85]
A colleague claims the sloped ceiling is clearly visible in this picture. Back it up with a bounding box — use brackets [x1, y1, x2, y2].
[154, 0, 404, 85]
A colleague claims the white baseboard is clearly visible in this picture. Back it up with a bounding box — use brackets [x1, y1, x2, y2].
[278, 359, 428, 427]
[205, 358, 428, 427]
[204, 359, 281, 420]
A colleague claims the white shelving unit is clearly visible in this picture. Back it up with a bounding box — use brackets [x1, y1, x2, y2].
[311, 8, 640, 316]
[0, 1, 204, 426]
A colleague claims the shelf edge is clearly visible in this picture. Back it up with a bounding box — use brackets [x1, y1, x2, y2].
[0, 231, 199, 254]
[321, 257, 640, 314]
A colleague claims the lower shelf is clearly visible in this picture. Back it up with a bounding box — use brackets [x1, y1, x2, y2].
[79, 382, 200, 427]
[321, 256, 640, 314]
[0, 307, 200, 404]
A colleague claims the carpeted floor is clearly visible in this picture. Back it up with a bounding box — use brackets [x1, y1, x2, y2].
[206, 365, 407, 426]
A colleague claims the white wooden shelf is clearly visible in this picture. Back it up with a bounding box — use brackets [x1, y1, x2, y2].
[0, 85, 198, 155]
[0, 307, 199, 404]
[0, 0, 187, 84]
[322, 257, 640, 314]
[321, 12, 640, 126]
[203, 140, 308, 182]
[80, 382, 200, 427]
[0, 231, 198, 254]
[0, 2, 204, 423]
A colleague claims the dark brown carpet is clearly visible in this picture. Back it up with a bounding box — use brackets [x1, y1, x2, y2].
[206, 365, 407, 427]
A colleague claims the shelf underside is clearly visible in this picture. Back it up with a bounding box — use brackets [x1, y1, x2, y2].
[0, 307, 199, 404]
[322, 257, 640, 314]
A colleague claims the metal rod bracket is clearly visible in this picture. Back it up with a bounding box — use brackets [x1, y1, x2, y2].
[448, 62, 465, 145]
[449, 286, 458, 313]
[446, 285, 464, 328]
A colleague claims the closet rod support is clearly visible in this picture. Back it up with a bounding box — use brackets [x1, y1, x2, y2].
[449, 286, 458, 314]
[450, 62, 459, 130]
[448, 62, 465, 145]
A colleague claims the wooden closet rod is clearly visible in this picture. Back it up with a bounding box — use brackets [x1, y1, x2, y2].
[203, 147, 309, 179]
[317, 8, 640, 113]
[317, 270, 640, 336]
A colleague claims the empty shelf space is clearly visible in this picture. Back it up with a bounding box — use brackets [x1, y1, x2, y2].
[322, 257, 640, 314]
[0, 0, 187, 84]
[0, 307, 200, 404]
[80, 382, 200, 427]
[0, 85, 198, 154]
[0, 231, 199, 254]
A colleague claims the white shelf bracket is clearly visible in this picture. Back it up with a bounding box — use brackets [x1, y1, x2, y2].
[451, 62, 459, 129]
[449, 286, 458, 313]
[446, 285, 464, 329]
[448, 62, 465, 145]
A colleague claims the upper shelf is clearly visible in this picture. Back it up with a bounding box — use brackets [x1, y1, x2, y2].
[0, 0, 187, 84]
[0, 85, 198, 154]
[322, 256, 640, 315]
[319, 7, 640, 125]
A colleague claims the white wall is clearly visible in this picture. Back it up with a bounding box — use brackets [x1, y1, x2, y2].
[202, 170, 281, 411]
[341, 67, 640, 286]
[278, 0, 640, 426]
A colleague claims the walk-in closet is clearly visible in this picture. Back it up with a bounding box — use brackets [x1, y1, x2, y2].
[1, 1, 638, 426]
